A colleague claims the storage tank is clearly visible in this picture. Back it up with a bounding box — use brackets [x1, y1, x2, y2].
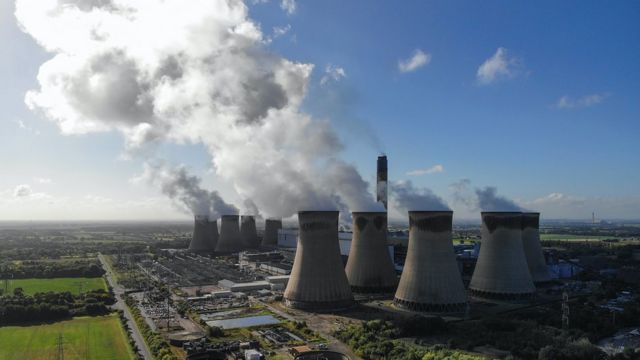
[188, 215, 218, 253]
[469, 212, 536, 300]
[215, 215, 242, 253]
[262, 219, 282, 247]
[522, 212, 551, 284]
[240, 215, 259, 249]
[283, 211, 354, 311]
[393, 211, 467, 312]
[344, 212, 397, 293]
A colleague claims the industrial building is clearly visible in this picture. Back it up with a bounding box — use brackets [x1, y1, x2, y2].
[188, 215, 218, 253]
[262, 219, 282, 247]
[469, 212, 536, 300]
[240, 215, 260, 249]
[344, 212, 397, 293]
[393, 211, 467, 312]
[216, 215, 243, 253]
[284, 211, 354, 311]
[522, 212, 551, 284]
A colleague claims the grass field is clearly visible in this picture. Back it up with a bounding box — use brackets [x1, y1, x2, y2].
[6, 277, 107, 295]
[540, 234, 611, 241]
[0, 315, 134, 360]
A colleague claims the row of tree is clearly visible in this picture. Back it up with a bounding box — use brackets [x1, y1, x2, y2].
[0, 259, 104, 279]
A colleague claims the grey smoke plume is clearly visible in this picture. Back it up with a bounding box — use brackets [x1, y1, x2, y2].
[449, 179, 522, 211]
[475, 186, 522, 212]
[136, 163, 237, 218]
[17, 0, 380, 219]
[390, 180, 449, 212]
[243, 199, 262, 219]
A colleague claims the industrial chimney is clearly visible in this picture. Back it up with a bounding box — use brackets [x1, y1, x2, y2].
[377, 155, 388, 210]
[345, 212, 397, 293]
[393, 211, 467, 312]
[262, 219, 282, 247]
[283, 211, 354, 311]
[522, 212, 551, 284]
[189, 215, 218, 253]
[215, 215, 242, 253]
[240, 215, 259, 249]
[469, 212, 536, 300]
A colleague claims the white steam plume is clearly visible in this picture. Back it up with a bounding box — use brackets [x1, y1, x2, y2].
[135, 163, 237, 218]
[449, 179, 522, 212]
[17, 0, 380, 219]
[390, 180, 449, 212]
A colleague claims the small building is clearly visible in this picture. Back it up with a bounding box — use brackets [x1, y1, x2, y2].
[244, 349, 262, 360]
[289, 345, 313, 357]
[230, 281, 271, 292]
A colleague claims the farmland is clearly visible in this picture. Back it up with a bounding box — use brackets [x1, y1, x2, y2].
[4, 277, 107, 295]
[0, 315, 134, 360]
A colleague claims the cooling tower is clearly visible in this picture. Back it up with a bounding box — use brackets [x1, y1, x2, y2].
[284, 211, 354, 311]
[344, 212, 397, 293]
[376, 155, 388, 210]
[262, 219, 282, 247]
[215, 215, 242, 253]
[240, 215, 259, 249]
[393, 211, 467, 312]
[469, 212, 536, 300]
[188, 216, 218, 253]
[522, 212, 551, 284]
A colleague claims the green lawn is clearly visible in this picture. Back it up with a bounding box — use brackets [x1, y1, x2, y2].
[0, 315, 134, 360]
[6, 277, 107, 295]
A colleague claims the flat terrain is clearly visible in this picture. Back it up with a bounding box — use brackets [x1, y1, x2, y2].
[6, 277, 107, 295]
[0, 315, 134, 360]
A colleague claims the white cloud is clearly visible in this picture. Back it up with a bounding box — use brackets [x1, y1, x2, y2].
[34, 177, 52, 184]
[556, 93, 609, 109]
[281, 0, 296, 14]
[406, 164, 444, 176]
[273, 24, 291, 38]
[398, 49, 431, 73]
[476, 47, 522, 85]
[14, 184, 33, 197]
[320, 64, 347, 85]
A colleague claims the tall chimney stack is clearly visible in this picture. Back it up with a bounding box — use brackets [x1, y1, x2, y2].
[469, 212, 535, 300]
[377, 155, 388, 210]
[283, 211, 354, 311]
[393, 211, 467, 312]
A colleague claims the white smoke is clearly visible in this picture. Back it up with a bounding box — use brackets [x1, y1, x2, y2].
[449, 179, 522, 212]
[17, 0, 379, 219]
[390, 180, 449, 212]
[134, 163, 238, 218]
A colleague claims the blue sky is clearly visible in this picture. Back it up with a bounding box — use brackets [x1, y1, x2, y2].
[1, 0, 639, 220]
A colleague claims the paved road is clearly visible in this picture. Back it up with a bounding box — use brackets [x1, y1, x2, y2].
[98, 254, 154, 360]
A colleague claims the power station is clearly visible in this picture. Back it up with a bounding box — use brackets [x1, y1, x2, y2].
[344, 212, 397, 293]
[240, 215, 259, 249]
[284, 211, 354, 311]
[469, 212, 536, 300]
[376, 155, 388, 210]
[188, 215, 218, 253]
[522, 212, 551, 284]
[393, 211, 467, 312]
[262, 219, 282, 247]
[216, 215, 243, 253]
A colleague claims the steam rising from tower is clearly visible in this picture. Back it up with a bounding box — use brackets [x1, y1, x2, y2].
[284, 211, 354, 311]
[345, 212, 397, 293]
[393, 211, 467, 312]
[469, 212, 535, 300]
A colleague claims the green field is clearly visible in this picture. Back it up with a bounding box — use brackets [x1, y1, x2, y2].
[0, 315, 134, 360]
[6, 277, 107, 295]
[540, 234, 611, 241]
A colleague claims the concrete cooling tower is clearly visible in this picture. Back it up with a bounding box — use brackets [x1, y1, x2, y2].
[393, 211, 467, 312]
[262, 219, 282, 247]
[469, 212, 536, 300]
[522, 212, 551, 284]
[188, 215, 218, 253]
[215, 215, 242, 253]
[344, 212, 397, 293]
[284, 211, 354, 311]
[240, 215, 259, 249]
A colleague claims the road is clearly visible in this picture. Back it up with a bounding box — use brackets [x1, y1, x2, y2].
[98, 253, 154, 360]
